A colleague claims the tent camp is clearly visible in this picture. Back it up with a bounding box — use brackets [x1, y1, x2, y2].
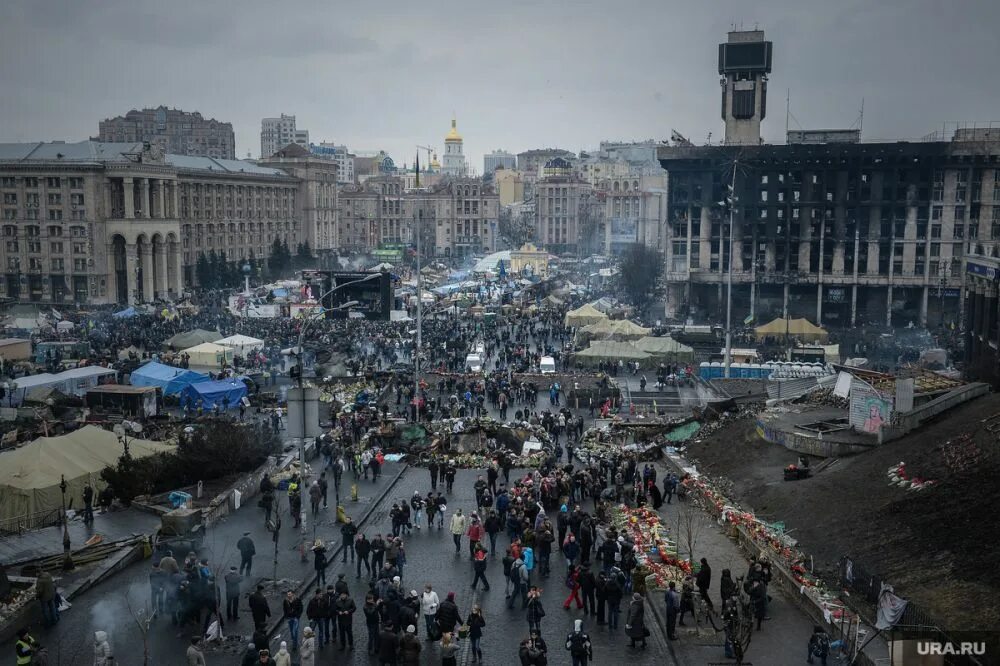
[163, 329, 222, 350]
[182, 342, 234, 368]
[180, 378, 247, 410]
[216, 334, 265, 357]
[754, 317, 829, 343]
[633, 336, 695, 362]
[0, 425, 175, 522]
[129, 361, 210, 396]
[4, 317, 46, 333]
[9, 367, 118, 406]
[579, 319, 651, 340]
[564, 303, 608, 328]
[573, 341, 651, 365]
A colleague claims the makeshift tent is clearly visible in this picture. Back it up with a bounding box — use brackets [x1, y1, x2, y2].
[182, 342, 234, 368]
[9, 367, 117, 405]
[574, 341, 651, 365]
[754, 317, 829, 343]
[0, 425, 175, 522]
[129, 361, 210, 396]
[180, 378, 247, 410]
[112, 307, 137, 319]
[541, 295, 564, 308]
[369, 262, 394, 271]
[56, 320, 74, 332]
[4, 317, 45, 332]
[163, 329, 222, 350]
[579, 319, 651, 340]
[564, 303, 608, 327]
[633, 336, 695, 362]
[215, 334, 265, 357]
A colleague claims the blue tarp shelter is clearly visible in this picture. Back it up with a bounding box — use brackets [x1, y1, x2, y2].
[113, 307, 137, 319]
[180, 379, 248, 410]
[130, 362, 210, 396]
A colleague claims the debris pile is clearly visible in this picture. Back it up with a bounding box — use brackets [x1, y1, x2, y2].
[795, 387, 849, 409]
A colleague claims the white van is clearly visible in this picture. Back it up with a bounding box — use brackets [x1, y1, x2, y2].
[465, 353, 483, 372]
[540, 356, 556, 374]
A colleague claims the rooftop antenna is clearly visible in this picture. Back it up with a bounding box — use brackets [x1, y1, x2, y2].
[785, 89, 790, 136]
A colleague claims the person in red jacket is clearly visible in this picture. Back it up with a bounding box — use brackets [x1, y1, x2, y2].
[465, 515, 485, 559]
[563, 565, 583, 610]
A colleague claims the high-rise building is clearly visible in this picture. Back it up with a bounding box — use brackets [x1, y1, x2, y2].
[96, 106, 235, 159]
[484, 150, 516, 175]
[718, 29, 773, 145]
[0, 140, 336, 304]
[310, 143, 356, 184]
[603, 172, 668, 255]
[260, 114, 309, 158]
[442, 118, 467, 177]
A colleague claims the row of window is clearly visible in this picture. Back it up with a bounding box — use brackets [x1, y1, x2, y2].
[3, 257, 88, 272]
[0, 177, 85, 189]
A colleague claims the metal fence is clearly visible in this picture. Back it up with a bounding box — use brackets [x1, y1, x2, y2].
[0, 507, 62, 536]
[840, 555, 944, 635]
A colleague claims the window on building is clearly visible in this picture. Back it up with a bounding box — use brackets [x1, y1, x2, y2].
[50, 242, 63, 253]
[24, 178, 38, 189]
[931, 224, 942, 239]
[0, 177, 15, 188]
[2, 209, 14, 220]
[954, 224, 965, 239]
[47, 209, 63, 220]
[46, 177, 60, 188]
[50, 258, 64, 272]
[73, 258, 87, 272]
[69, 177, 83, 189]
[932, 206, 942, 221]
[3, 193, 16, 205]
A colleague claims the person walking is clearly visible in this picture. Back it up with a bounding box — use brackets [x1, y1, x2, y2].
[750, 580, 767, 631]
[564, 619, 592, 666]
[334, 591, 357, 651]
[420, 584, 440, 640]
[410, 491, 424, 529]
[563, 565, 583, 610]
[508, 557, 529, 609]
[355, 534, 372, 579]
[378, 623, 400, 665]
[363, 594, 382, 656]
[224, 566, 242, 621]
[579, 566, 597, 616]
[82, 483, 95, 524]
[449, 509, 466, 555]
[465, 605, 486, 662]
[719, 568, 737, 609]
[465, 515, 485, 559]
[665, 581, 680, 640]
[526, 586, 546, 635]
[282, 590, 303, 651]
[625, 593, 648, 648]
[273, 641, 291, 666]
[696, 558, 714, 610]
[309, 480, 322, 517]
[471, 547, 490, 591]
[312, 539, 328, 587]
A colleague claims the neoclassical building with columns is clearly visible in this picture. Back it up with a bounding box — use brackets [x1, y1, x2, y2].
[0, 140, 332, 305]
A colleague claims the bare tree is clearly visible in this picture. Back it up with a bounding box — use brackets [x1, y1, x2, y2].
[677, 503, 707, 563]
[124, 587, 153, 666]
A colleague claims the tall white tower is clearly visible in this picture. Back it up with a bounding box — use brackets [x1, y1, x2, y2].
[442, 117, 467, 176]
[719, 30, 773, 145]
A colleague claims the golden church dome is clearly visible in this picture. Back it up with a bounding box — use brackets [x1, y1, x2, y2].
[445, 118, 462, 142]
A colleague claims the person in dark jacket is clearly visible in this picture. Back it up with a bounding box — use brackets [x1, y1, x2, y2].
[519, 630, 548, 666]
[435, 591, 461, 635]
[312, 540, 328, 587]
[237, 532, 256, 575]
[377, 623, 399, 665]
[282, 590, 303, 651]
[625, 593, 647, 648]
[749, 580, 767, 631]
[465, 605, 486, 662]
[578, 566, 597, 616]
[526, 587, 545, 635]
[696, 558, 713, 610]
[249, 584, 271, 630]
[664, 581, 680, 640]
[363, 594, 382, 656]
[224, 566, 242, 621]
[398, 625, 421, 665]
[306, 587, 330, 648]
[341, 518, 358, 563]
[334, 591, 356, 651]
[719, 568, 737, 609]
[355, 534, 372, 578]
[240, 642, 258, 666]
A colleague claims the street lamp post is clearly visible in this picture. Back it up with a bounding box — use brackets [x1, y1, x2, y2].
[292, 273, 379, 561]
[59, 474, 73, 570]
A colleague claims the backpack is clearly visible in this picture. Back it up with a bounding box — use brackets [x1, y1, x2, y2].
[565, 571, 576, 589]
[509, 563, 523, 584]
[566, 632, 588, 656]
[811, 633, 830, 657]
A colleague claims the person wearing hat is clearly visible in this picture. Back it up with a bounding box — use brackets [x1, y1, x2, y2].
[377, 622, 400, 664]
[14, 627, 37, 666]
[237, 532, 256, 576]
[565, 618, 592, 664]
[519, 629, 548, 666]
[224, 566, 243, 621]
[299, 626, 316, 666]
[240, 642, 258, 666]
[399, 625, 421, 665]
[187, 636, 207, 666]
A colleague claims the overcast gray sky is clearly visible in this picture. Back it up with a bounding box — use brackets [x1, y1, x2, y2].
[2, 0, 999, 169]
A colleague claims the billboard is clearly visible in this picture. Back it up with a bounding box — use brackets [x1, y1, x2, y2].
[609, 217, 638, 245]
[317, 271, 393, 321]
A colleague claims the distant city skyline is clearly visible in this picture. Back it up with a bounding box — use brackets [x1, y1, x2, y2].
[2, 0, 1000, 168]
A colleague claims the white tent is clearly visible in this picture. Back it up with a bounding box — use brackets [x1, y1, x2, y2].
[56, 320, 74, 332]
[369, 262, 394, 271]
[215, 334, 265, 357]
[182, 342, 234, 368]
